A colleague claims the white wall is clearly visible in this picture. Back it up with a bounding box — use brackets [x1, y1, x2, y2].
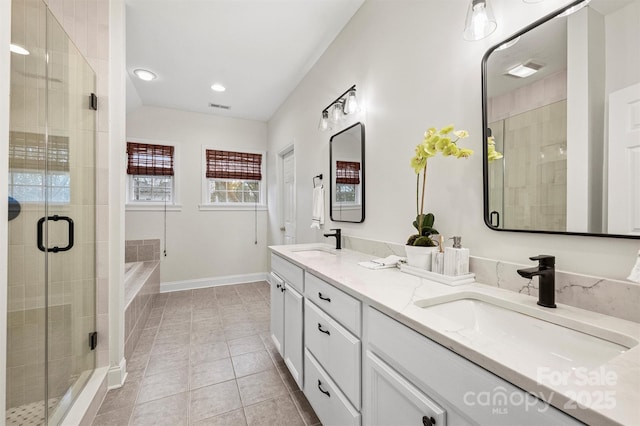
[266, 0, 640, 281]
[126, 106, 268, 284]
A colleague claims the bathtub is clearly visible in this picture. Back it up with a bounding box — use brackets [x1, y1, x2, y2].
[124, 261, 160, 361]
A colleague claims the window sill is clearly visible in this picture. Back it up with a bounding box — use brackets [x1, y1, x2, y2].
[198, 204, 268, 212]
[126, 203, 183, 212]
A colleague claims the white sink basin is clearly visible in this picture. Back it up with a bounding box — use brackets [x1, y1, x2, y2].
[415, 294, 636, 371]
[289, 247, 336, 258]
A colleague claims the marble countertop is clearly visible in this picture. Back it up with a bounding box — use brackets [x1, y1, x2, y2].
[270, 243, 640, 426]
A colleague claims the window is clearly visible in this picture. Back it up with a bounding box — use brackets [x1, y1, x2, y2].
[126, 142, 175, 203]
[203, 149, 264, 207]
[335, 161, 361, 204]
[8, 131, 70, 203]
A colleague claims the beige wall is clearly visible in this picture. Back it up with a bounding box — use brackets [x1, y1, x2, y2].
[266, 0, 640, 281]
[125, 106, 269, 284]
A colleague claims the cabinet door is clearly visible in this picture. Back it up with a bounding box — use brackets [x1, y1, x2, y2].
[270, 272, 285, 356]
[365, 351, 446, 426]
[284, 283, 304, 389]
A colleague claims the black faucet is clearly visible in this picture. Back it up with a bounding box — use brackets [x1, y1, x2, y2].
[517, 255, 556, 308]
[323, 228, 341, 250]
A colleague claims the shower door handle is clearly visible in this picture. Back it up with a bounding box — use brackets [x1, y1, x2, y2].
[37, 215, 75, 253]
[490, 211, 500, 227]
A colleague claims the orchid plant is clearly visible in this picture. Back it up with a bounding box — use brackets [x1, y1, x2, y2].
[407, 125, 472, 247]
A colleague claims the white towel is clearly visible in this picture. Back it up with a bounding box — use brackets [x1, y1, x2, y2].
[358, 256, 406, 270]
[311, 185, 324, 229]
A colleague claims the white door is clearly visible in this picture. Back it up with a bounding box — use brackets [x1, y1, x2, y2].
[283, 283, 304, 389]
[608, 83, 640, 235]
[282, 149, 296, 244]
[269, 273, 285, 356]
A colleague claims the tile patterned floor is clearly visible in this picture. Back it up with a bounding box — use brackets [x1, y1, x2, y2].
[93, 282, 320, 426]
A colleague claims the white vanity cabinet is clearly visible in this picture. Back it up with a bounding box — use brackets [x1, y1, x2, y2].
[364, 307, 583, 426]
[270, 254, 304, 388]
[303, 272, 362, 425]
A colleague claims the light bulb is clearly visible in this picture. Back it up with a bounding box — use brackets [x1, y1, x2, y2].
[331, 102, 344, 123]
[318, 111, 330, 131]
[344, 90, 358, 114]
[463, 0, 497, 41]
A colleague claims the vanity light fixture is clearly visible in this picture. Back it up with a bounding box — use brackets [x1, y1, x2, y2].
[506, 62, 542, 78]
[211, 83, 226, 92]
[10, 43, 30, 55]
[463, 0, 497, 41]
[134, 69, 157, 81]
[318, 110, 331, 131]
[557, 0, 591, 17]
[318, 85, 358, 132]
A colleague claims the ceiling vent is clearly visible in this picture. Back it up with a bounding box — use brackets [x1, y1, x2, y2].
[209, 103, 231, 110]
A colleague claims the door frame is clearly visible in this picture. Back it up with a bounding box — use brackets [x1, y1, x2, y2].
[277, 144, 295, 245]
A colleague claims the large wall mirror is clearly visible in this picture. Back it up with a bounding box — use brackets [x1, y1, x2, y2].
[330, 122, 365, 223]
[482, 0, 640, 238]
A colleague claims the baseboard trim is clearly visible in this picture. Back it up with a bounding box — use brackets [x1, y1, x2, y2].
[161, 272, 269, 293]
[107, 357, 127, 389]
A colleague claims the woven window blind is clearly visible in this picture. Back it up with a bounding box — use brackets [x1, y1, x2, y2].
[127, 142, 175, 176]
[9, 131, 69, 172]
[206, 150, 262, 181]
[336, 161, 360, 184]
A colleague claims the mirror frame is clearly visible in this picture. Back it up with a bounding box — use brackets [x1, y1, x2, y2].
[329, 121, 365, 223]
[481, 0, 639, 240]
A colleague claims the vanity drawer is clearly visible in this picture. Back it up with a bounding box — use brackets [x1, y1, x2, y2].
[304, 349, 361, 426]
[305, 300, 361, 409]
[271, 253, 304, 292]
[366, 307, 582, 425]
[305, 272, 361, 336]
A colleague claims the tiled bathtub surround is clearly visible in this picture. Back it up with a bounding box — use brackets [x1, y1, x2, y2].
[125, 239, 161, 263]
[125, 263, 160, 361]
[343, 236, 640, 323]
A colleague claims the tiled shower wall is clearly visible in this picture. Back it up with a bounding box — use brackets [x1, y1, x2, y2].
[5, 0, 111, 410]
[491, 100, 568, 232]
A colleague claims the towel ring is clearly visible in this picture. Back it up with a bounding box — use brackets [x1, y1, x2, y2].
[313, 174, 323, 188]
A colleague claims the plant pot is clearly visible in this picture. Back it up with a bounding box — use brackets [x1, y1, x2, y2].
[405, 245, 439, 270]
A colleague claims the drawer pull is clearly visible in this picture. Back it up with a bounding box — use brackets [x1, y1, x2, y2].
[317, 323, 330, 335]
[281, 286, 286, 293]
[318, 292, 331, 302]
[317, 380, 330, 397]
[276, 283, 281, 289]
[422, 416, 436, 426]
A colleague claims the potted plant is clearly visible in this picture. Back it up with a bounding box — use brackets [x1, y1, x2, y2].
[405, 125, 473, 269]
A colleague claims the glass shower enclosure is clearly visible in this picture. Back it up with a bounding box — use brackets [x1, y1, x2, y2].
[7, 0, 97, 423]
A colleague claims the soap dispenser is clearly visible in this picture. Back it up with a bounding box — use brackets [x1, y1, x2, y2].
[443, 236, 469, 276]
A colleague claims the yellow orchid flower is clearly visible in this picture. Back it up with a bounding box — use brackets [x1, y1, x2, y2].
[436, 137, 450, 151]
[456, 148, 474, 159]
[439, 125, 454, 135]
[454, 130, 469, 139]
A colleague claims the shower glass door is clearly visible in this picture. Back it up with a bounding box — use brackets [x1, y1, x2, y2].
[7, 0, 97, 423]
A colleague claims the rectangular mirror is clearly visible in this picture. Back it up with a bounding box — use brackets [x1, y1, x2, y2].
[330, 122, 365, 223]
[482, 0, 640, 238]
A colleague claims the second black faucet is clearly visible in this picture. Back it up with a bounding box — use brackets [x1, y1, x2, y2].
[323, 228, 341, 250]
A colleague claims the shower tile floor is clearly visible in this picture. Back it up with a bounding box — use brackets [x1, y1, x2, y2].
[93, 282, 321, 426]
[5, 397, 59, 426]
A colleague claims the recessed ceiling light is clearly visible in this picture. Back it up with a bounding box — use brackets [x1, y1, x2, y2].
[134, 69, 157, 81]
[211, 83, 226, 92]
[496, 37, 520, 51]
[10, 44, 30, 55]
[558, 0, 591, 17]
[506, 62, 543, 78]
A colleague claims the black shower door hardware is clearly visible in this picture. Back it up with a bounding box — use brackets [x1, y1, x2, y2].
[37, 215, 75, 253]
